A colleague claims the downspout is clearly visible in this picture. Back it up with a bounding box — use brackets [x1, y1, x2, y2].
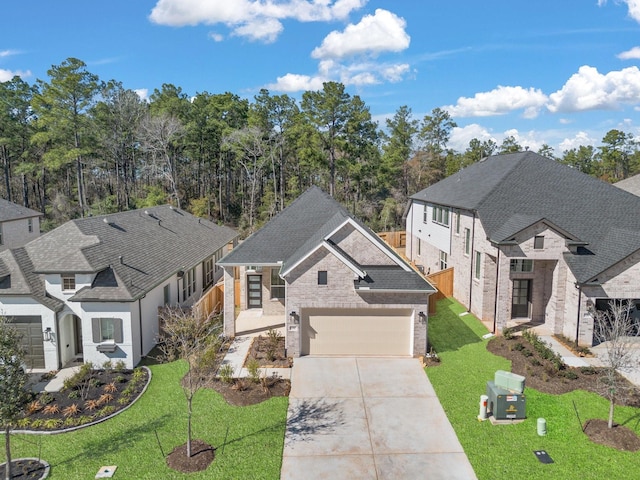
[468, 211, 477, 312]
[575, 283, 582, 348]
[408, 200, 414, 260]
[138, 298, 144, 361]
[492, 248, 500, 334]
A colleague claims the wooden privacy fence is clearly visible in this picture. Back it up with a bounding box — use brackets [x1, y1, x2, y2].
[194, 281, 224, 318]
[426, 267, 454, 315]
[378, 231, 406, 248]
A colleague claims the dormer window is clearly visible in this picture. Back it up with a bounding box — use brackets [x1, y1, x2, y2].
[28, 218, 33, 233]
[62, 274, 76, 291]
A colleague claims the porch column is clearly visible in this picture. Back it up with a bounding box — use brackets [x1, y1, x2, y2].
[223, 267, 236, 338]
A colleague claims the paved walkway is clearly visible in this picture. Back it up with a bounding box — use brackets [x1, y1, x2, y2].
[531, 325, 640, 387]
[281, 357, 477, 480]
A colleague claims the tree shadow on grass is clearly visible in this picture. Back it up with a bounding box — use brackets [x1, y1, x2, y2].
[52, 415, 172, 467]
[430, 298, 483, 353]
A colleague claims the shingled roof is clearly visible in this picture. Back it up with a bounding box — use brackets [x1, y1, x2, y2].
[0, 206, 237, 304]
[221, 187, 434, 293]
[410, 151, 640, 283]
[615, 173, 640, 197]
[0, 199, 41, 222]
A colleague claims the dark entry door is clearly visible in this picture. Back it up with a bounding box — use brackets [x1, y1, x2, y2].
[247, 275, 262, 308]
[511, 279, 531, 318]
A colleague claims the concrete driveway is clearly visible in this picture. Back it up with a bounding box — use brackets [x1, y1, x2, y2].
[281, 357, 477, 480]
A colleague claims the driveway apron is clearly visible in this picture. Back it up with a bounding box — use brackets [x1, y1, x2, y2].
[281, 357, 477, 479]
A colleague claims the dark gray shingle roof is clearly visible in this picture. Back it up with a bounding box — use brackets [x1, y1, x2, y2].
[0, 247, 64, 311]
[4, 206, 237, 303]
[410, 152, 640, 283]
[221, 187, 434, 291]
[0, 199, 41, 222]
[355, 266, 436, 292]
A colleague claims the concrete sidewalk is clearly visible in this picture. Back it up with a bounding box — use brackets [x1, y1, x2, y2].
[281, 357, 477, 480]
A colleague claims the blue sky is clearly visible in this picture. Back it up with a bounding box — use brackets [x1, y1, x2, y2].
[2, 0, 640, 154]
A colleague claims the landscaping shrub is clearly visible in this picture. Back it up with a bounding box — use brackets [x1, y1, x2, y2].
[218, 364, 234, 384]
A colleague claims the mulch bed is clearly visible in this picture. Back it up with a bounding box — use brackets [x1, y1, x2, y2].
[0, 459, 48, 480]
[487, 334, 640, 450]
[19, 367, 149, 431]
[208, 377, 291, 406]
[244, 335, 291, 368]
[166, 439, 215, 473]
[583, 419, 640, 451]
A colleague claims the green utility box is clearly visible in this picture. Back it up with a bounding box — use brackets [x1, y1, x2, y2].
[486, 381, 526, 420]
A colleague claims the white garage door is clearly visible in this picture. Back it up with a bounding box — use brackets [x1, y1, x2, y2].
[301, 308, 412, 356]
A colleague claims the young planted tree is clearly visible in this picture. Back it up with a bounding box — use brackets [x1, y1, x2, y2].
[157, 308, 222, 458]
[0, 318, 31, 480]
[592, 300, 640, 428]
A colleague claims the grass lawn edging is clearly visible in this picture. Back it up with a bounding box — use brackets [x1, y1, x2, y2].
[2, 361, 288, 479]
[426, 298, 640, 480]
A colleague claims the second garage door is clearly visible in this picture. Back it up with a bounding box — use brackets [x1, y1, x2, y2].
[301, 308, 412, 356]
[8, 316, 45, 369]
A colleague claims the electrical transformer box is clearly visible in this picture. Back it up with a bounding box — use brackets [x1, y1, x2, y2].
[486, 381, 526, 420]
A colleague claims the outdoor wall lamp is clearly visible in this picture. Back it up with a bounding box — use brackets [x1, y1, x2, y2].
[289, 311, 299, 324]
[43, 327, 53, 342]
[418, 312, 427, 324]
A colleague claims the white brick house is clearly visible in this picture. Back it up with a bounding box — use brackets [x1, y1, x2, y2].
[219, 187, 435, 358]
[405, 152, 640, 346]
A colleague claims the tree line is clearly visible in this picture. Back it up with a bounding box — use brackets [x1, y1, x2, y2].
[1, 57, 638, 234]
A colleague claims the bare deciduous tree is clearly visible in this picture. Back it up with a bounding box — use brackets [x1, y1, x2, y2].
[592, 300, 640, 428]
[157, 308, 222, 458]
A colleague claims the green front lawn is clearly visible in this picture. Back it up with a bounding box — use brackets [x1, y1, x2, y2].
[427, 298, 640, 480]
[2, 361, 288, 479]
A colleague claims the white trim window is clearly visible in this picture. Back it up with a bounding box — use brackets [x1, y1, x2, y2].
[62, 274, 76, 291]
[423, 204, 428, 223]
[432, 205, 450, 227]
[510, 259, 534, 273]
[464, 228, 471, 256]
[270, 268, 285, 299]
[439, 250, 448, 270]
[475, 251, 481, 279]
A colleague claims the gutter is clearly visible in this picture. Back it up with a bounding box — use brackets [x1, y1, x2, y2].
[492, 248, 500, 334]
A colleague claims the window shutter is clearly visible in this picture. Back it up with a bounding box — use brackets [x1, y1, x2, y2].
[92, 318, 100, 343]
[114, 318, 123, 343]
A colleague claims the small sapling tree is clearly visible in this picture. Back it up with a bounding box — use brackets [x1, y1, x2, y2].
[592, 300, 640, 428]
[157, 307, 222, 458]
[0, 318, 31, 480]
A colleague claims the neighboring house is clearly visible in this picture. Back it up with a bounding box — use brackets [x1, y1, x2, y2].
[405, 151, 640, 346]
[219, 187, 435, 358]
[0, 198, 41, 251]
[615, 173, 640, 197]
[0, 206, 237, 370]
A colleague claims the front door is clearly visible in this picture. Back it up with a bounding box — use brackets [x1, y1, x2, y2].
[511, 279, 531, 318]
[247, 274, 262, 308]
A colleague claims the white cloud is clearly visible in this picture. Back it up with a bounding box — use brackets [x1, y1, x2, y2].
[0, 68, 31, 82]
[443, 85, 548, 119]
[617, 46, 640, 59]
[599, 0, 640, 22]
[0, 49, 20, 58]
[208, 32, 224, 42]
[311, 9, 409, 59]
[559, 118, 573, 125]
[558, 131, 597, 152]
[149, 0, 367, 42]
[134, 89, 150, 102]
[449, 124, 496, 152]
[265, 73, 327, 92]
[231, 17, 283, 43]
[547, 65, 640, 113]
